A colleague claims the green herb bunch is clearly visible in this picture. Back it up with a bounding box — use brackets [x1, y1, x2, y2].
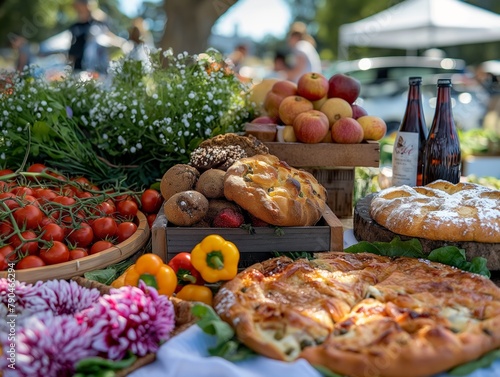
[0, 48, 254, 187]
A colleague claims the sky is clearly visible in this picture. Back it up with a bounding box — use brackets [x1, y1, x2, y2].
[118, 0, 291, 41]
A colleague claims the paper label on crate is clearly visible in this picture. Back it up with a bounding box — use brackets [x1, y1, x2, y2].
[392, 131, 419, 187]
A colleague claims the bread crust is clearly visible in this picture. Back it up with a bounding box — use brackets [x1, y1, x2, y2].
[370, 180, 500, 243]
[223, 154, 327, 226]
[214, 252, 500, 377]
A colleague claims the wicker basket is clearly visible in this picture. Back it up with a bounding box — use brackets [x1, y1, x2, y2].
[72, 276, 199, 376]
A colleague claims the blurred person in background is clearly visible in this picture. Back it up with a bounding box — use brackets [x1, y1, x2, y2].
[265, 50, 290, 79]
[127, 18, 153, 71]
[8, 33, 33, 72]
[227, 44, 248, 75]
[68, 0, 125, 75]
[285, 21, 322, 82]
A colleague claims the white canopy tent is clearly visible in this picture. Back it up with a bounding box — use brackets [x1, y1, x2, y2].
[338, 0, 500, 59]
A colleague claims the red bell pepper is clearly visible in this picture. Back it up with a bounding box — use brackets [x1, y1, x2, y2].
[168, 252, 205, 293]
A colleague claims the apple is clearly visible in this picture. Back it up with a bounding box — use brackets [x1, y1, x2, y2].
[312, 95, 327, 111]
[327, 73, 361, 103]
[251, 116, 278, 124]
[278, 95, 314, 126]
[357, 115, 387, 141]
[293, 110, 329, 144]
[321, 130, 333, 143]
[282, 125, 297, 142]
[249, 78, 280, 115]
[351, 104, 368, 119]
[263, 80, 298, 121]
[320, 97, 353, 127]
[297, 72, 329, 101]
[331, 117, 364, 144]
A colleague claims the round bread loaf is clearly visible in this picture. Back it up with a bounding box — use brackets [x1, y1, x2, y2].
[163, 190, 209, 226]
[370, 180, 500, 243]
[224, 154, 327, 227]
[160, 164, 200, 201]
[195, 169, 226, 198]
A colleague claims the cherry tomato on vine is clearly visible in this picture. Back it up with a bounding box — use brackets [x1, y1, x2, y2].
[10, 230, 39, 255]
[91, 217, 118, 240]
[116, 221, 137, 243]
[116, 200, 138, 218]
[0, 254, 7, 271]
[39, 241, 70, 265]
[0, 221, 13, 238]
[67, 222, 94, 247]
[147, 214, 157, 228]
[52, 195, 76, 206]
[27, 163, 47, 173]
[11, 186, 34, 197]
[13, 204, 43, 229]
[40, 223, 65, 243]
[0, 192, 20, 210]
[141, 189, 163, 214]
[0, 245, 16, 263]
[16, 255, 45, 269]
[33, 188, 57, 204]
[0, 169, 14, 176]
[69, 248, 88, 260]
[90, 240, 114, 255]
[94, 201, 116, 216]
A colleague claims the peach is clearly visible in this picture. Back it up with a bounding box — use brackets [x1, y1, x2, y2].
[293, 110, 329, 144]
[263, 80, 298, 121]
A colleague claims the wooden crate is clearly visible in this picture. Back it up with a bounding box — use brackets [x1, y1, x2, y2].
[151, 205, 343, 268]
[264, 141, 380, 218]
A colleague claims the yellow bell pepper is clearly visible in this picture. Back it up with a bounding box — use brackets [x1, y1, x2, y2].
[176, 284, 213, 306]
[110, 265, 134, 288]
[124, 253, 177, 296]
[190, 234, 240, 283]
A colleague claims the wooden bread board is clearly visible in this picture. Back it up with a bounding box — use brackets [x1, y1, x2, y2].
[354, 194, 500, 271]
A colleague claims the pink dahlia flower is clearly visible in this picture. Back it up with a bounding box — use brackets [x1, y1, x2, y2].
[78, 283, 175, 360]
[40, 279, 101, 315]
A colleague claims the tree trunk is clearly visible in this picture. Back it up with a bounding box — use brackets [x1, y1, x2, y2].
[161, 0, 238, 55]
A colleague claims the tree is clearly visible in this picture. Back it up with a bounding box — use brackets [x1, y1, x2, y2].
[160, 0, 239, 54]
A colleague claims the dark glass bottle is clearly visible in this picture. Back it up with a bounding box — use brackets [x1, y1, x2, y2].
[392, 77, 428, 187]
[422, 79, 461, 185]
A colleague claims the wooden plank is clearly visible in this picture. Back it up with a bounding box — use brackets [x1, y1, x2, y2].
[151, 208, 168, 261]
[264, 141, 380, 168]
[323, 205, 344, 251]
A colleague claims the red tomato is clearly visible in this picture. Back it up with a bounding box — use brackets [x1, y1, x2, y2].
[91, 217, 118, 240]
[10, 230, 39, 255]
[13, 204, 43, 229]
[141, 189, 163, 214]
[0, 169, 14, 176]
[71, 176, 91, 187]
[90, 240, 114, 255]
[11, 186, 34, 197]
[0, 245, 16, 263]
[69, 248, 88, 260]
[116, 221, 137, 243]
[22, 195, 39, 206]
[33, 188, 57, 203]
[95, 201, 116, 216]
[27, 163, 47, 173]
[0, 192, 20, 210]
[0, 254, 7, 271]
[147, 213, 157, 228]
[16, 255, 45, 269]
[116, 200, 138, 218]
[0, 221, 13, 238]
[38, 216, 55, 228]
[40, 223, 65, 243]
[67, 222, 94, 247]
[76, 191, 93, 199]
[39, 241, 70, 265]
[52, 195, 76, 206]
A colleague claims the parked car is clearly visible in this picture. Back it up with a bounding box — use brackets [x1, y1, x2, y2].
[326, 56, 490, 133]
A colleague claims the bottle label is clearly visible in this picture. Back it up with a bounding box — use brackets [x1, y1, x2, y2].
[392, 131, 420, 186]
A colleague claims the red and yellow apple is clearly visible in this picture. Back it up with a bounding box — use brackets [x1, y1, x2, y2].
[293, 109, 329, 144]
[331, 117, 364, 144]
[312, 95, 327, 111]
[250, 115, 278, 124]
[327, 73, 361, 104]
[320, 97, 353, 127]
[263, 80, 298, 120]
[351, 104, 368, 119]
[357, 115, 387, 141]
[297, 72, 329, 101]
[278, 95, 314, 125]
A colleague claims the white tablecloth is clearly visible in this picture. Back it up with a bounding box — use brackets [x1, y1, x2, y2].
[130, 230, 500, 377]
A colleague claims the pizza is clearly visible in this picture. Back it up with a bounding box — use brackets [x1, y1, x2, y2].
[223, 154, 327, 227]
[213, 252, 500, 377]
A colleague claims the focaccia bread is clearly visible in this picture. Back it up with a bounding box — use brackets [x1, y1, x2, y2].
[214, 252, 500, 377]
[370, 180, 500, 243]
[223, 154, 327, 226]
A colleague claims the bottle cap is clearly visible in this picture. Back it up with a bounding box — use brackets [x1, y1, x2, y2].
[409, 76, 422, 84]
[437, 78, 452, 87]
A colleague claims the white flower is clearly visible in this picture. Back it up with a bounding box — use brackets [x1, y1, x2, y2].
[130, 146, 136, 153]
[0, 153, 4, 160]
[102, 134, 108, 140]
[47, 107, 53, 113]
[136, 143, 142, 149]
[41, 100, 47, 106]
[16, 106, 22, 112]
